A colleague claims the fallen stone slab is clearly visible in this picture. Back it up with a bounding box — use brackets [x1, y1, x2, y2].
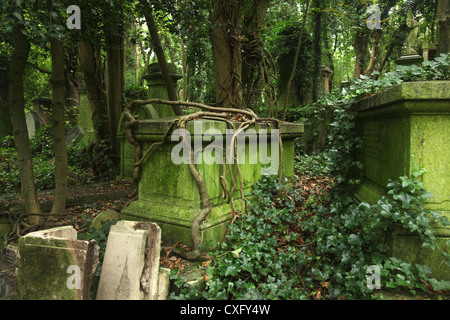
[17, 226, 99, 300]
[96, 221, 161, 300]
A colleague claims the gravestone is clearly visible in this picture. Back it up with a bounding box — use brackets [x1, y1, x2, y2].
[0, 245, 19, 298]
[321, 65, 333, 94]
[25, 112, 40, 139]
[354, 81, 450, 281]
[17, 226, 99, 300]
[65, 126, 85, 146]
[142, 63, 183, 118]
[77, 87, 95, 142]
[422, 39, 437, 62]
[31, 97, 51, 126]
[96, 221, 161, 300]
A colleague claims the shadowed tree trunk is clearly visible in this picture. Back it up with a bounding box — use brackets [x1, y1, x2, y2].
[78, 40, 109, 146]
[437, 0, 450, 54]
[9, 23, 42, 225]
[241, 0, 271, 106]
[209, 0, 245, 109]
[105, 0, 125, 161]
[49, 33, 68, 215]
[139, 0, 183, 115]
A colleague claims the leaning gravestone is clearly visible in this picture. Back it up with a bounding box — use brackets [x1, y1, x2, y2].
[25, 111, 40, 139]
[17, 226, 99, 300]
[65, 126, 85, 146]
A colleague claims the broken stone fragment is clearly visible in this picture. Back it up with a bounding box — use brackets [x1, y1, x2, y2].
[96, 221, 161, 300]
[17, 226, 99, 300]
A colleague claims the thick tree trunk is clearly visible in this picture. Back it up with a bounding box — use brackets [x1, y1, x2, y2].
[0, 85, 12, 138]
[9, 24, 42, 225]
[49, 36, 68, 215]
[105, 32, 125, 161]
[78, 40, 109, 145]
[241, 0, 271, 105]
[437, 0, 450, 55]
[209, 0, 245, 109]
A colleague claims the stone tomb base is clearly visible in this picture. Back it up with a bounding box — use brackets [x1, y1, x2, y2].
[354, 81, 450, 280]
[122, 118, 303, 247]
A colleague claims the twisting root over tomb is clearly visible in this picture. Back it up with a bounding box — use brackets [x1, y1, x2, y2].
[123, 99, 283, 261]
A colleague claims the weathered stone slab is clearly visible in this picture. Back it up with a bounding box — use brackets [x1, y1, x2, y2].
[77, 87, 95, 142]
[96, 221, 161, 300]
[25, 111, 40, 138]
[90, 210, 121, 230]
[17, 226, 99, 300]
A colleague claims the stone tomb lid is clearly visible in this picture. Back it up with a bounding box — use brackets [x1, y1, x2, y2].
[132, 117, 304, 140]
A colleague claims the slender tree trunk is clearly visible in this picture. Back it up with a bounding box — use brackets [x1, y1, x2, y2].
[140, 0, 183, 115]
[49, 36, 68, 215]
[64, 43, 80, 127]
[365, 29, 382, 75]
[311, 0, 323, 101]
[209, 0, 245, 109]
[323, 17, 335, 91]
[353, 29, 369, 79]
[9, 24, 42, 225]
[180, 37, 187, 101]
[282, 0, 310, 120]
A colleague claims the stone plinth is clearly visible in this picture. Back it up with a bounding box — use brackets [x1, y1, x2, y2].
[121, 118, 303, 247]
[142, 63, 182, 118]
[396, 54, 424, 66]
[354, 80, 450, 280]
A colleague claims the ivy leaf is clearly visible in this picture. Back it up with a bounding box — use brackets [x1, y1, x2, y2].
[230, 247, 243, 258]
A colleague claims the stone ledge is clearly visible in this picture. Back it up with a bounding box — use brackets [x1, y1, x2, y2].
[354, 81, 450, 114]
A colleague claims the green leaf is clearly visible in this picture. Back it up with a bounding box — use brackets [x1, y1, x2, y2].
[230, 247, 243, 258]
